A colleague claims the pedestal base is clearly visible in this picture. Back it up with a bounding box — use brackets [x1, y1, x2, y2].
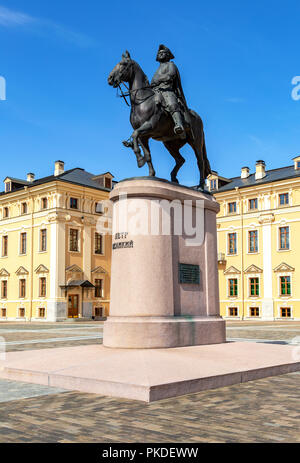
[1, 342, 299, 402]
[104, 316, 226, 348]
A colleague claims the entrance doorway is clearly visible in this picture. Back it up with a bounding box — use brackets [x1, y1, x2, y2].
[68, 295, 79, 318]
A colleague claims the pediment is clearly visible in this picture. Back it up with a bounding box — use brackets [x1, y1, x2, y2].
[35, 264, 49, 274]
[16, 266, 29, 275]
[66, 265, 83, 274]
[244, 265, 263, 274]
[224, 266, 241, 275]
[92, 266, 107, 274]
[274, 263, 295, 273]
[0, 268, 10, 277]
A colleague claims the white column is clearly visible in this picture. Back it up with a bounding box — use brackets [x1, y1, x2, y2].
[48, 216, 66, 321]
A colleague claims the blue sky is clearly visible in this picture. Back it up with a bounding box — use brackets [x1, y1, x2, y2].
[0, 0, 300, 186]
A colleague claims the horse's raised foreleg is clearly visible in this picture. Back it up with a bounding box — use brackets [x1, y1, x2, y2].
[132, 119, 157, 177]
[163, 139, 186, 183]
[139, 137, 155, 177]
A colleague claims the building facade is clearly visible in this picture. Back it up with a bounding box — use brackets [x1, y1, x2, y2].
[0, 161, 113, 322]
[208, 156, 300, 321]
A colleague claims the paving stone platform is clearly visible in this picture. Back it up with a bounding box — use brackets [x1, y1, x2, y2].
[1, 341, 300, 402]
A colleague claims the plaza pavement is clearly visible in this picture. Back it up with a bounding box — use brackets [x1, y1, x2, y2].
[0, 320, 299, 443]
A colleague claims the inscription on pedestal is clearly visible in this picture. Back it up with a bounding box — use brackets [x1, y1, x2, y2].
[112, 232, 134, 250]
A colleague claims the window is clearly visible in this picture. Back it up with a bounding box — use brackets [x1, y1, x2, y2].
[5, 182, 11, 193]
[39, 278, 46, 297]
[41, 198, 48, 210]
[95, 202, 103, 214]
[1, 280, 7, 299]
[279, 227, 290, 250]
[279, 193, 289, 206]
[229, 307, 238, 317]
[228, 279, 238, 297]
[19, 308, 25, 318]
[250, 307, 260, 317]
[20, 232, 27, 255]
[69, 229, 79, 252]
[280, 307, 291, 318]
[210, 179, 217, 190]
[39, 308, 46, 318]
[280, 276, 291, 296]
[228, 202, 237, 214]
[249, 278, 259, 296]
[40, 229, 47, 252]
[228, 233, 237, 255]
[3, 207, 9, 218]
[249, 198, 258, 210]
[70, 198, 78, 209]
[0, 308, 6, 318]
[21, 202, 27, 214]
[298, 161, 300, 169]
[2, 235, 8, 257]
[95, 233, 103, 255]
[19, 279, 26, 298]
[105, 177, 112, 189]
[249, 230, 258, 253]
[95, 279, 103, 298]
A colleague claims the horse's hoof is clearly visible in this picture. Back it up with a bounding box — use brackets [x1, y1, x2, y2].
[171, 177, 179, 184]
[137, 157, 146, 168]
[123, 140, 133, 148]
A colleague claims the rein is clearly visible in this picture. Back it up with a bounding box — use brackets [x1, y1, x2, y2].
[117, 82, 154, 107]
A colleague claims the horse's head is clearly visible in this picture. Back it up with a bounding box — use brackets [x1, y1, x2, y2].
[108, 51, 133, 88]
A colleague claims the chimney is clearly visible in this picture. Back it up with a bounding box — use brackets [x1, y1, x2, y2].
[255, 160, 266, 180]
[27, 173, 35, 183]
[241, 167, 250, 179]
[54, 160, 65, 177]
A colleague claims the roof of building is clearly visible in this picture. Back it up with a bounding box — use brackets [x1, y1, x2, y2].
[215, 164, 300, 193]
[1, 168, 115, 196]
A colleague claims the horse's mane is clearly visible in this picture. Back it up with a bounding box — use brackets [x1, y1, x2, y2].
[131, 60, 150, 86]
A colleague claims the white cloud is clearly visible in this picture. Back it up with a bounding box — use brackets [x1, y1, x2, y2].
[0, 6, 34, 26]
[0, 5, 95, 47]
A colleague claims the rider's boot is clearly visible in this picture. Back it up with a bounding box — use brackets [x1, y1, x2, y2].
[172, 111, 185, 135]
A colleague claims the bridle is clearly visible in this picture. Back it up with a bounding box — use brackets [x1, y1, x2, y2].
[115, 61, 154, 107]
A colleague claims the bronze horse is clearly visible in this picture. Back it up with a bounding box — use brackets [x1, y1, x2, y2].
[108, 51, 211, 188]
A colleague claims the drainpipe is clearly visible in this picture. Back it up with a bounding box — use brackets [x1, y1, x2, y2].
[235, 187, 245, 320]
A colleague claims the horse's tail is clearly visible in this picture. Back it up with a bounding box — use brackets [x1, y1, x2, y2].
[189, 109, 212, 179]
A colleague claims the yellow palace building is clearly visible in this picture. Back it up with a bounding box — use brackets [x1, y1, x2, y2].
[0, 161, 113, 322]
[208, 156, 300, 321]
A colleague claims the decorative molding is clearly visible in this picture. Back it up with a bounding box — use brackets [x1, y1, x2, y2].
[223, 266, 241, 275]
[35, 264, 49, 274]
[244, 264, 263, 274]
[47, 212, 71, 223]
[92, 266, 107, 274]
[66, 264, 83, 274]
[0, 268, 10, 277]
[273, 262, 295, 273]
[258, 213, 275, 224]
[15, 266, 29, 275]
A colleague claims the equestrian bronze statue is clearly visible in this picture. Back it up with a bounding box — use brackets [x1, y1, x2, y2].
[108, 45, 211, 188]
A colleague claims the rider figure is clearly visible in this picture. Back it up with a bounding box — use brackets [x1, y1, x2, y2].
[151, 44, 187, 135]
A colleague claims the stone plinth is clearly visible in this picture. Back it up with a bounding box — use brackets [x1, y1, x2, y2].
[103, 177, 226, 348]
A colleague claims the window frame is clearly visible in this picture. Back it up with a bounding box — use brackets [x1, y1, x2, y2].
[227, 232, 237, 255]
[41, 197, 48, 210]
[228, 202, 237, 215]
[94, 232, 104, 255]
[280, 307, 291, 318]
[279, 193, 289, 207]
[3, 207, 9, 219]
[94, 279, 104, 298]
[69, 228, 80, 253]
[20, 232, 27, 255]
[228, 278, 238, 297]
[249, 198, 258, 211]
[2, 235, 8, 257]
[248, 230, 259, 253]
[21, 202, 28, 215]
[39, 277, 47, 298]
[249, 277, 260, 297]
[1, 280, 7, 299]
[0, 308, 6, 318]
[39, 229, 47, 252]
[249, 307, 260, 317]
[278, 226, 290, 251]
[228, 307, 238, 317]
[70, 197, 79, 210]
[19, 279, 26, 299]
[279, 275, 291, 297]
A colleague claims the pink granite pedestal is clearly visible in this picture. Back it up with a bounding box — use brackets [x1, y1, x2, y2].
[104, 178, 225, 349]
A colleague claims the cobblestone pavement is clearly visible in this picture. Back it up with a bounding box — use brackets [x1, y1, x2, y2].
[0, 321, 299, 443]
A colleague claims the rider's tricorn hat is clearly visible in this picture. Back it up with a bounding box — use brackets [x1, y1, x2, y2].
[157, 44, 175, 60]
